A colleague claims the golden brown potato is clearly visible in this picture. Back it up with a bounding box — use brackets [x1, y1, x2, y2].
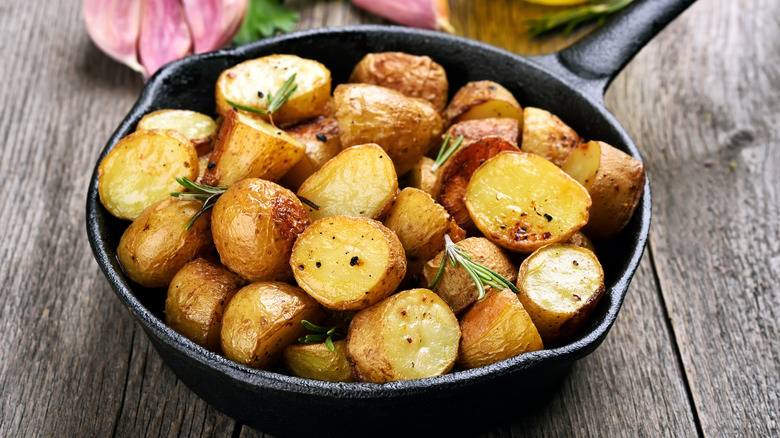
[196, 152, 212, 184]
[565, 230, 596, 253]
[215, 54, 331, 125]
[383, 188, 465, 279]
[406, 156, 437, 196]
[442, 81, 523, 128]
[211, 178, 311, 282]
[201, 110, 305, 187]
[442, 117, 520, 149]
[220, 282, 324, 368]
[280, 117, 342, 190]
[283, 340, 354, 382]
[562, 141, 646, 240]
[420, 237, 517, 315]
[98, 129, 199, 220]
[334, 83, 443, 176]
[520, 107, 581, 167]
[517, 244, 605, 345]
[349, 52, 449, 112]
[465, 151, 591, 253]
[137, 109, 219, 156]
[457, 288, 544, 369]
[117, 198, 213, 288]
[296, 144, 398, 222]
[290, 216, 406, 311]
[165, 257, 246, 352]
[346, 289, 460, 382]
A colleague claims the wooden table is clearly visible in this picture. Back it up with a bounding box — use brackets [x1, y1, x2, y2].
[1, 0, 777, 436]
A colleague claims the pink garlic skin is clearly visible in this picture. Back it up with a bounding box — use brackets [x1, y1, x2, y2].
[183, 0, 248, 54]
[138, 0, 193, 78]
[84, 0, 145, 74]
[352, 0, 454, 33]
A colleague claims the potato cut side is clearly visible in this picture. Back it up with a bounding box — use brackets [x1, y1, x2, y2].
[220, 282, 324, 368]
[346, 289, 460, 382]
[297, 144, 398, 222]
[457, 288, 544, 369]
[465, 151, 591, 253]
[406, 156, 437, 196]
[215, 54, 331, 124]
[517, 244, 605, 345]
[98, 129, 198, 220]
[290, 216, 406, 311]
[283, 340, 354, 382]
[137, 109, 218, 156]
[202, 110, 305, 187]
[561, 138, 600, 191]
[442, 117, 520, 149]
[520, 107, 581, 167]
[442, 81, 523, 128]
[281, 117, 342, 190]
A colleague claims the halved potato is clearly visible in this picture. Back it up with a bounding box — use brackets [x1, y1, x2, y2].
[465, 151, 591, 253]
[346, 289, 460, 382]
[281, 117, 342, 190]
[406, 156, 437, 196]
[137, 109, 219, 156]
[215, 54, 331, 124]
[201, 110, 305, 187]
[442, 117, 520, 149]
[566, 230, 596, 253]
[520, 107, 581, 167]
[517, 244, 605, 344]
[220, 281, 324, 368]
[297, 144, 398, 222]
[290, 216, 406, 311]
[457, 288, 544, 369]
[98, 129, 198, 220]
[442, 81, 523, 128]
[283, 340, 354, 382]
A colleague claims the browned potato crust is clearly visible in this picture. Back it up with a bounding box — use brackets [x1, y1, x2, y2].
[283, 340, 354, 382]
[565, 231, 596, 253]
[334, 83, 443, 176]
[165, 257, 246, 352]
[117, 198, 213, 288]
[349, 52, 449, 112]
[442, 81, 523, 128]
[137, 109, 219, 156]
[420, 237, 517, 315]
[281, 117, 343, 190]
[457, 288, 543, 369]
[220, 282, 324, 368]
[211, 179, 311, 282]
[442, 118, 520, 149]
[520, 107, 581, 167]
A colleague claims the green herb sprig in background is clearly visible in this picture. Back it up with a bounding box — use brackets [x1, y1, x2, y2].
[526, 0, 633, 37]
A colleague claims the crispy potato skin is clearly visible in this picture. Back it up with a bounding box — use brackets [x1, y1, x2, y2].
[211, 179, 311, 282]
[442, 117, 520, 149]
[334, 83, 443, 176]
[349, 52, 449, 112]
[442, 81, 523, 128]
[117, 198, 214, 288]
[457, 288, 544, 369]
[281, 117, 343, 190]
[98, 129, 199, 220]
[520, 107, 581, 167]
[565, 231, 596, 253]
[220, 282, 324, 368]
[283, 340, 355, 382]
[165, 257, 246, 352]
[137, 109, 219, 156]
[421, 237, 517, 315]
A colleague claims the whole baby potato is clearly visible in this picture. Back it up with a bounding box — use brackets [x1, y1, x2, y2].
[283, 340, 354, 382]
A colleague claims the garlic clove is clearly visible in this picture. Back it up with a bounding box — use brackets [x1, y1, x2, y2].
[183, 0, 248, 54]
[352, 0, 455, 33]
[84, 0, 145, 75]
[138, 0, 193, 78]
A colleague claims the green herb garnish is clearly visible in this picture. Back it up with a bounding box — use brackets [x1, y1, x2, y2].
[431, 134, 465, 172]
[526, 0, 633, 37]
[233, 0, 300, 45]
[298, 320, 342, 352]
[226, 73, 298, 126]
[429, 235, 519, 300]
[170, 177, 227, 230]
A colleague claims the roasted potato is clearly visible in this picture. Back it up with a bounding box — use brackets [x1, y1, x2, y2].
[465, 151, 591, 253]
[442, 81, 523, 128]
[215, 54, 331, 124]
[297, 144, 398, 222]
[520, 107, 581, 167]
[566, 230, 596, 253]
[211, 178, 311, 282]
[283, 340, 354, 382]
[517, 244, 605, 345]
[98, 129, 199, 220]
[442, 117, 520, 149]
[420, 237, 517, 315]
[406, 156, 437, 196]
[457, 288, 544, 369]
[117, 198, 213, 288]
[346, 289, 460, 382]
[165, 257, 246, 352]
[334, 83, 443, 176]
[349, 52, 449, 112]
[290, 216, 406, 311]
[562, 140, 646, 240]
[201, 110, 305, 187]
[280, 117, 342, 190]
[220, 282, 324, 368]
[137, 109, 219, 156]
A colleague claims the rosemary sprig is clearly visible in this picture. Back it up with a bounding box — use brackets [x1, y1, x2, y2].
[431, 134, 465, 172]
[526, 0, 633, 37]
[298, 320, 342, 351]
[226, 73, 298, 126]
[429, 235, 519, 300]
[170, 177, 227, 230]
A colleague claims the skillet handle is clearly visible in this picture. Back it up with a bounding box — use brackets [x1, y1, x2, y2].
[533, 0, 697, 100]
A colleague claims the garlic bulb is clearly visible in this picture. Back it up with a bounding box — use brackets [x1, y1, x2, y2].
[352, 0, 454, 33]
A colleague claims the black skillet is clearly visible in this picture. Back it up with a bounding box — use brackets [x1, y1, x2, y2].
[86, 0, 696, 435]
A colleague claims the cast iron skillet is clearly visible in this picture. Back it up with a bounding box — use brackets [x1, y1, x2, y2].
[87, 0, 695, 435]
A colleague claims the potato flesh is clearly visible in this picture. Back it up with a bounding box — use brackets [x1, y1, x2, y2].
[521, 107, 581, 167]
[283, 340, 354, 382]
[561, 139, 601, 191]
[406, 156, 437, 196]
[443, 81, 523, 128]
[456, 100, 523, 124]
[137, 109, 218, 155]
[281, 117, 342, 190]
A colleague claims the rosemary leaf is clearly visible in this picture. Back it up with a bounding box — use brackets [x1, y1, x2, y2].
[225, 73, 298, 124]
[431, 135, 465, 172]
[526, 0, 633, 37]
[171, 177, 227, 230]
